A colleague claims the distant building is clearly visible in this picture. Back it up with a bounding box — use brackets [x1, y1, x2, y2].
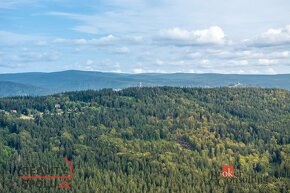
[229, 83, 242, 88]
[113, 88, 122, 91]
[54, 104, 61, 109]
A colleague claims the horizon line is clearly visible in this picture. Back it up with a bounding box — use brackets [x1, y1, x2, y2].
[0, 69, 289, 76]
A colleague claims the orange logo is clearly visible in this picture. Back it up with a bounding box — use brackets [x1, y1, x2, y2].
[58, 181, 71, 189]
[222, 165, 234, 177]
[19, 157, 73, 189]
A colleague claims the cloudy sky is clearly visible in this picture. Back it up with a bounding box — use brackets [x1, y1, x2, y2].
[0, 0, 289, 74]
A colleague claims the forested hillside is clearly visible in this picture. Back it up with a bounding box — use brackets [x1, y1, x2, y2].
[0, 81, 47, 97]
[0, 87, 289, 193]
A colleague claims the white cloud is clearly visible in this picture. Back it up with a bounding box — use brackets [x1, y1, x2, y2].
[52, 35, 142, 48]
[155, 59, 164, 65]
[246, 25, 290, 46]
[214, 68, 278, 74]
[258, 59, 279, 65]
[86, 59, 95, 66]
[158, 26, 226, 45]
[261, 26, 290, 43]
[152, 59, 185, 66]
[17, 51, 61, 63]
[53, 35, 117, 46]
[231, 60, 249, 66]
[270, 51, 289, 58]
[115, 47, 130, 54]
[170, 60, 185, 65]
[124, 36, 144, 44]
[132, 68, 144, 73]
[194, 26, 225, 44]
[187, 52, 202, 58]
[200, 59, 210, 65]
[78, 59, 122, 72]
[95, 35, 117, 45]
[263, 68, 277, 74]
[0, 49, 62, 70]
[233, 51, 263, 59]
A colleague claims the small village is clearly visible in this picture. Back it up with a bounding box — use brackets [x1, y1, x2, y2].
[0, 103, 72, 120]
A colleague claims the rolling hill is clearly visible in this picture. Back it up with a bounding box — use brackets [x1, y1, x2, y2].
[0, 81, 48, 97]
[0, 70, 289, 97]
[0, 87, 289, 192]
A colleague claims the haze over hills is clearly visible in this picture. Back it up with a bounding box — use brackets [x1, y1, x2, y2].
[0, 70, 290, 97]
[0, 81, 48, 97]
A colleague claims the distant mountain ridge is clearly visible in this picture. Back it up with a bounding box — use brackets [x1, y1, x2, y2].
[0, 81, 48, 97]
[0, 70, 289, 97]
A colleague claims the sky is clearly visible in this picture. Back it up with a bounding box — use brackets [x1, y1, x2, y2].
[0, 0, 289, 74]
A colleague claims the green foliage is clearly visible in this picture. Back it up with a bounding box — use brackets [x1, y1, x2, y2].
[0, 87, 289, 192]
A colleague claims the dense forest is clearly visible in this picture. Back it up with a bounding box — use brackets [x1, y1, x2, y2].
[0, 87, 289, 193]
